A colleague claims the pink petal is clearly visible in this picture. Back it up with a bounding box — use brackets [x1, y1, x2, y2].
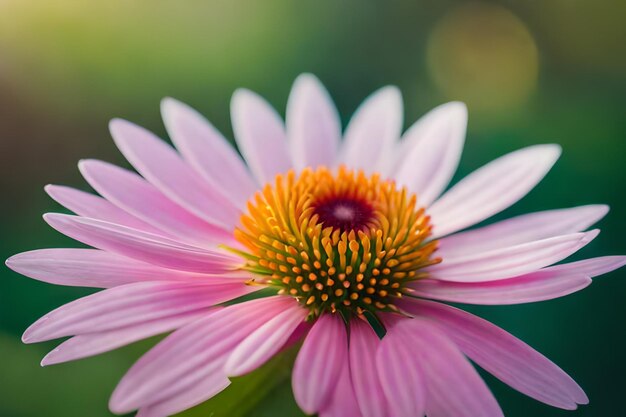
[41, 310, 210, 365]
[377, 321, 426, 417]
[45, 185, 164, 236]
[399, 317, 504, 417]
[349, 319, 389, 417]
[319, 358, 362, 417]
[44, 213, 240, 273]
[287, 74, 341, 171]
[135, 373, 230, 417]
[292, 313, 348, 414]
[79, 159, 234, 247]
[411, 273, 590, 305]
[412, 255, 625, 305]
[161, 98, 257, 206]
[231, 88, 291, 184]
[543, 255, 626, 277]
[225, 298, 306, 376]
[438, 205, 608, 258]
[338, 86, 402, 174]
[404, 299, 588, 409]
[282, 321, 312, 351]
[5, 248, 248, 288]
[429, 144, 561, 238]
[110, 296, 290, 413]
[23, 281, 253, 343]
[109, 119, 239, 228]
[428, 230, 597, 282]
[393, 102, 467, 207]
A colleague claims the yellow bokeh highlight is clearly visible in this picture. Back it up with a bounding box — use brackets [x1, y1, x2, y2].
[427, 2, 539, 114]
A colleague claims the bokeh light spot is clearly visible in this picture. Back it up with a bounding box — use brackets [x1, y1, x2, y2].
[426, 2, 539, 115]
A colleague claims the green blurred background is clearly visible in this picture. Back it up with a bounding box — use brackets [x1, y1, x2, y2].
[1, 1, 625, 416]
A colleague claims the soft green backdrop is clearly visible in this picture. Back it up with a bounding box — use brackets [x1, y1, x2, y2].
[1, 1, 625, 416]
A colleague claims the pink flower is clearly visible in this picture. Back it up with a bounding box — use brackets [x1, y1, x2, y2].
[7, 74, 625, 417]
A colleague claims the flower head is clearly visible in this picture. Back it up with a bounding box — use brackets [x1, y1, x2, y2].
[233, 166, 439, 318]
[7, 73, 625, 417]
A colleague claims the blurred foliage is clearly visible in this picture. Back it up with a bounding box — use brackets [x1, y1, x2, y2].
[0, 1, 625, 416]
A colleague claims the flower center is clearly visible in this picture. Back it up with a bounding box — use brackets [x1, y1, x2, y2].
[232, 166, 440, 319]
[313, 197, 374, 232]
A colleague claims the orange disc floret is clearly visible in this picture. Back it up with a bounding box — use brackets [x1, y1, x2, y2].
[231, 166, 440, 318]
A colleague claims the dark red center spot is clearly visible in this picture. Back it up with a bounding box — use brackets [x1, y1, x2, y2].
[313, 197, 375, 232]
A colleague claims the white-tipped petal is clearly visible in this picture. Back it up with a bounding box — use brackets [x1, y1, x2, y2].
[429, 230, 598, 283]
[79, 159, 234, 246]
[287, 74, 341, 171]
[231, 88, 291, 184]
[109, 119, 239, 228]
[438, 204, 608, 258]
[45, 184, 164, 236]
[44, 213, 240, 274]
[161, 97, 257, 206]
[393, 102, 467, 206]
[339, 86, 403, 173]
[429, 144, 561, 238]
